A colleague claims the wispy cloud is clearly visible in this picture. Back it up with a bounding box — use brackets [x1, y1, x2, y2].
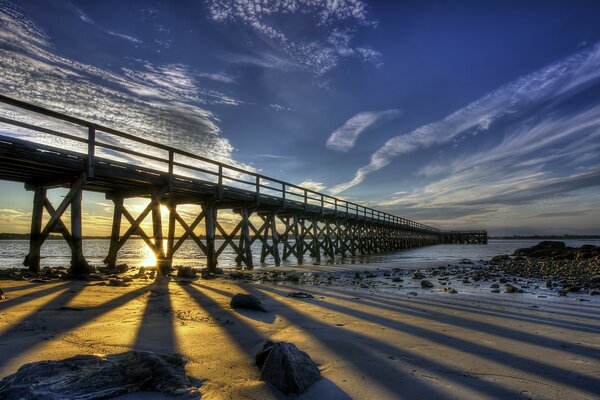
[269, 103, 292, 112]
[107, 30, 142, 44]
[206, 0, 381, 75]
[297, 179, 327, 192]
[332, 42, 600, 194]
[0, 2, 248, 170]
[371, 105, 600, 230]
[326, 109, 399, 152]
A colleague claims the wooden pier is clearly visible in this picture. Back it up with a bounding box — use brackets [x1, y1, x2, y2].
[0, 95, 486, 276]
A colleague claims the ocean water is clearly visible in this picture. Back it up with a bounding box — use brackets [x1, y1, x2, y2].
[0, 238, 598, 270]
[0, 239, 600, 268]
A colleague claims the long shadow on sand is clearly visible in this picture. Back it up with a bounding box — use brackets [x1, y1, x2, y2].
[292, 286, 600, 346]
[258, 284, 600, 398]
[0, 281, 151, 372]
[176, 281, 350, 400]
[132, 278, 177, 354]
[0, 281, 71, 312]
[198, 283, 468, 399]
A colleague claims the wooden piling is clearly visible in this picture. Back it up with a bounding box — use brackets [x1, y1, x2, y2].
[23, 186, 46, 273]
[70, 182, 90, 275]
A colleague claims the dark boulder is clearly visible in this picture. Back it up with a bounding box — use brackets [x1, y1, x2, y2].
[0, 351, 193, 399]
[0, 287, 5, 300]
[255, 340, 321, 394]
[230, 293, 266, 312]
[177, 266, 197, 279]
[491, 254, 510, 262]
[420, 280, 434, 288]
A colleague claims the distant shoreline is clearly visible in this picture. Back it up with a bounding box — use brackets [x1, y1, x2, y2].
[488, 235, 600, 240]
[1, 233, 599, 240]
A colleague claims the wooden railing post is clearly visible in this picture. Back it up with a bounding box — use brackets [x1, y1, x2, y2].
[304, 189, 308, 212]
[255, 176, 260, 205]
[168, 150, 174, 190]
[282, 183, 286, 208]
[87, 125, 95, 178]
[217, 165, 223, 199]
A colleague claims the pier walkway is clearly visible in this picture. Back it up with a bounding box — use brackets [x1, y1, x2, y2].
[0, 95, 486, 275]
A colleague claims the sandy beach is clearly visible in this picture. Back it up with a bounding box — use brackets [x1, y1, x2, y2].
[1, 261, 599, 400]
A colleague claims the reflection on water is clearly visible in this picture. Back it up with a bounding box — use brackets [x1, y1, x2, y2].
[0, 239, 598, 270]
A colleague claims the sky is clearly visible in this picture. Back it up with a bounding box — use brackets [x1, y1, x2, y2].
[0, 0, 599, 236]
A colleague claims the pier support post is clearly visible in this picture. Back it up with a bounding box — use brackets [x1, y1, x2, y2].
[242, 208, 253, 269]
[205, 203, 217, 273]
[151, 187, 168, 276]
[166, 201, 176, 269]
[24, 186, 46, 273]
[293, 214, 302, 264]
[312, 217, 321, 263]
[270, 212, 281, 266]
[105, 196, 123, 268]
[70, 184, 90, 276]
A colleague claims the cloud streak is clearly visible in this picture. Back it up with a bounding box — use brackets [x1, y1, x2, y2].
[326, 109, 399, 152]
[206, 0, 381, 75]
[331, 42, 600, 194]
[0, 2, 248, 170]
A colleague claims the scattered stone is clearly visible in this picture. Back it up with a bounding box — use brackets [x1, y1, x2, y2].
[564, 286, 580, 293]
[490, 283, 500, 289]
[491, 254, 510, 262]
[505, 284, 520, 293]
[287, 292, 314, 299]
[108, 279, 129, 287]
[589, 290, 600, 296]
[407, 292, 418, 296]
[392, 277, 403, 283]
[491, 289, 501, 293]
[0, 287, 5, 300]
[447, 288, 458, 294]
[412, 271, 425, 279]
[255, 340, 321, 394]
[230, 293, 266, 312]
[420, 280, 434, 288]
[177, 266, 197, 279]
[0, 351, 193, 399]
[499, 277, 508, 283]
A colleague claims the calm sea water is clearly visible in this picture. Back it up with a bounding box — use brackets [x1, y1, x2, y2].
[1, 238, 598, 270]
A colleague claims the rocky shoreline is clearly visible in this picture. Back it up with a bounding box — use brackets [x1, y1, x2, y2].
[1, 241, 599, 298]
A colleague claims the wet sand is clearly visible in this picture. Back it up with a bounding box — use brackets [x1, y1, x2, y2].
[1, 264, 599, 399]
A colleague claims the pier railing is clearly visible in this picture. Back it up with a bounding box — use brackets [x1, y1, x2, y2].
[0, 94, 439, 234]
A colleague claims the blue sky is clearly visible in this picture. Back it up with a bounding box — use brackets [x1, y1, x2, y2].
[0, 0, 599, 235]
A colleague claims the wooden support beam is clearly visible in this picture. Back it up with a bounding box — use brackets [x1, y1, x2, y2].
[151, 187, 168, 275]
[292, 214, 302, 264]
[205, 203, 217, 273]
[105, 196, 123, 268]
[241, 208, 253, 269]
[43, 199, 74, 252]
[23, 186, 46, 273]
[39, 175, 85, 245]
[166, 202, 176, 266]
[171, 208, 207, 255]
[270, 213, 281, 266]
[70, 183, 90, 276]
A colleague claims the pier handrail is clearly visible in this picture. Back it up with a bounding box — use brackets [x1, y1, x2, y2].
[0, 94, 440, 234]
